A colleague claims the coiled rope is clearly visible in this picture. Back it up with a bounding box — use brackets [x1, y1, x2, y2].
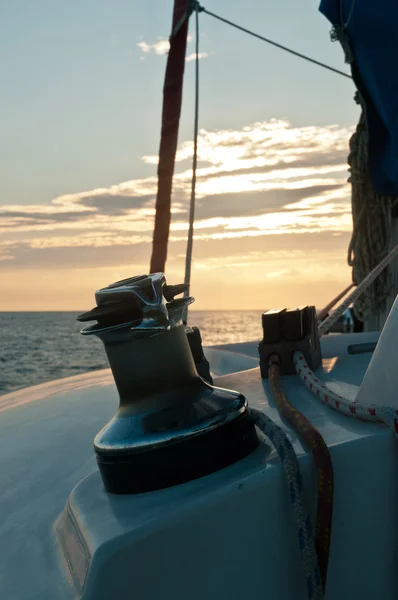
[268, 357, 333, 592]
[347, 102, 398, 323]
[329, 2, 398, 324]
[251, 408, 323, 600]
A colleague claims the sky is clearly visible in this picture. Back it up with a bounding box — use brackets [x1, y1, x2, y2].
[0, 0, 360, 311]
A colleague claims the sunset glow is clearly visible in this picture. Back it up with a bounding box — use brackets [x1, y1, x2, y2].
[0, 119, 354, 310]
[0, 1, 357, 311]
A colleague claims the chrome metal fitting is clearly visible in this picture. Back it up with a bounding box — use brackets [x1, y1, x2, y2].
[78, 273, 258, 494]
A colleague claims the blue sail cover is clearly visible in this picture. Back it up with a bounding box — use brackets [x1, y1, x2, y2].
[320, 0, 398, 196]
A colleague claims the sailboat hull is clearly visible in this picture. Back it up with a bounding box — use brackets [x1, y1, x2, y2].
[0, 332, 391, 600]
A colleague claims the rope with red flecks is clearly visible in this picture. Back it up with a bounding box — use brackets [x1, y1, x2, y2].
[293, 352, 398, 436]
[268, 356, 334, 593]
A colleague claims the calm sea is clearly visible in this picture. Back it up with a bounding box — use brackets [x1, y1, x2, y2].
[0, 311, 263, 396]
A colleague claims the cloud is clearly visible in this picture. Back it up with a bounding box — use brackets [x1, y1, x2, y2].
[137, 36, 208, 62]
[185, 52, 208, 62]
[0, 119, 353, 271]
[137, 39, 170, 56]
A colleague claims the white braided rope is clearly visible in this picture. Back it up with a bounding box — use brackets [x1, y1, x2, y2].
[318, 242, 398, 337]
[251, 409, 323, 600]
[293, 352, 398, 436]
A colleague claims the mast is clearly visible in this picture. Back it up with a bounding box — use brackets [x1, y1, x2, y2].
[150, 0, 190, 274]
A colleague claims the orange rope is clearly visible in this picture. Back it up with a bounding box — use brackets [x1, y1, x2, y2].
[268, 356, 334, 592]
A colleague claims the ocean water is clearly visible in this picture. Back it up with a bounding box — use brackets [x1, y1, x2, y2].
[0, 311, 263, 396]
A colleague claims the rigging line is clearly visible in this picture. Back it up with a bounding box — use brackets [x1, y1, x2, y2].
[317, 283, 354, 322]
[198, 4, 352, 80]
[183, 2, 200, 323]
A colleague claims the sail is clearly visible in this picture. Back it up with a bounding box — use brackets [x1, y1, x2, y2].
[320, 0, 398, 196]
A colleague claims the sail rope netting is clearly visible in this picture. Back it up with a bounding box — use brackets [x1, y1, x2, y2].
[346, 97, 398, 323]
[325, 0, 398, 324]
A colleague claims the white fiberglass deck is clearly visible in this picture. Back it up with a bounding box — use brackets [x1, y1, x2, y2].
[0, 331, 393, 600]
